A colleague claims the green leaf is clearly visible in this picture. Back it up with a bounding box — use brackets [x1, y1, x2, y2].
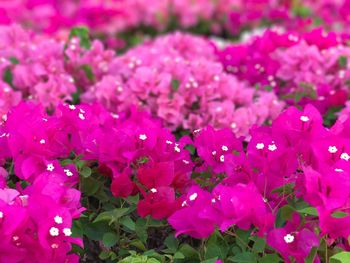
[93, 208, 129, 224]
[120, 216, 136, 231]
[81, 176, 101, 196]
[9, 57, 19, 65]
[305, 247, 318, 263]
[83, 221, 112, 241]
[3, 68, 13, 86]
[164, 234, 179, 252]
[178, 244, 200, 261]
[264, 85, 273, 91]
[135, 218, 148, 244]
[130, 240, 147, 251]
[171, 79, 180, 92]
[99, 251, 110, 260]
[173, 252, 185, 259]
[338, 56, 348, 68]
[297, 207, 319, 217]
[252, 237, 266, 253]
[259, 254, 281, 263]
[205, 231, 229, 259]
[330, 252, 350, 263]
[201, 258, 218, 263]
[102, 232, 118, 247]
[331, 211, 349, 218]
[80, 166, 92, 178]
[69, 27, 91, 49]
[80, 64, 95, 81]
[229, 252, 257, 263]
[235, 229, 251, 252]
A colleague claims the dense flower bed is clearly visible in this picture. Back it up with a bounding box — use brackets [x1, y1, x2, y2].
[1, 2, 350, 263]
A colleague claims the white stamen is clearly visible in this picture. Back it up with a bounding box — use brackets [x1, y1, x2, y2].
[47, 163, 55, 172]
[256, 143, 265, 150]
[139, 134, 147, 140]
[220, 155, 225, 162]
[189, 192, 198, 201]
[64, 169, 73, 177]
[341, 152, 350, 161]
[54, 216, 63, 224]
[150, 188, 157, 193]
[284, 233, 294, 243]
[328, 146, 338, 154]
[63, 228, 72, 237]
[300, 115, 309, 122]
[174, 145, 181, 152]
[268, 144, 277, 151]
[221, 145, 228, 151]
[49, 227, 59, 237]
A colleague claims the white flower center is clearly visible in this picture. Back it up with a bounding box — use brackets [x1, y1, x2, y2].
[150, 188, 157, 193]
[284, 233, 294, 243]
[268, 144, 277, 151]
[328, 146, 338, 153]
[222, 145, 228, 151]
[39, 139, 46, 144]
[256, 143, 264, 150]
[189, 193, 198, 201]
[54, 216, 63, 224]
[47, 163, 55, 172]
[300, 115, 309, 122]
[63, 228, 72, 237]
[139, 134, 147, 140]
[64, 169, 73, 177]
[49, 227, 59, 237]
[341, 152, 350, 161]
[220, 155, 225, 162]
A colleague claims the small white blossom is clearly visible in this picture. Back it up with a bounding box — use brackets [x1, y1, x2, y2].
[0, 211, 3, 218]
[221, 145, 228, 151]
[68, 105, 76, 110]
[341, 152, 350, 161]
[328, 146, 338, 153]
[220, 155, 225, 162]
[300, 115, 309, 122]
[49, 227, 59, 237]
[63, 228, 72, 237]
[47, 163, 55, 172]
[54, 216, 63, 224]
[268, 144, 277, 151]
[150, 188, 157, 193]
[139, 134, 147, 140]
[189, 192, 198, 201]
[39, 139, 46, 144]
[256, 143, 264, 150]
[64, 169, 73, 177]
[284, 233, 294, 243]
[78, 113, 85, 120]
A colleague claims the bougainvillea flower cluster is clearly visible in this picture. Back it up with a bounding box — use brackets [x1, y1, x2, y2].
[2, 2, 350, 261]
[218, 28, 350, 113]
[83, 32, 284, 136]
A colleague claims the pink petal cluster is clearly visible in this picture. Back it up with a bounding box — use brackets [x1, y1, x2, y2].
[218, 28, 350, 112]
[83, 32, 284, 137]
[169, 103, 350, 262]
[0, 164, 83, 263]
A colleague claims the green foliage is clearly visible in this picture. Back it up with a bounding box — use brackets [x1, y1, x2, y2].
[69, 27, 91, 49]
